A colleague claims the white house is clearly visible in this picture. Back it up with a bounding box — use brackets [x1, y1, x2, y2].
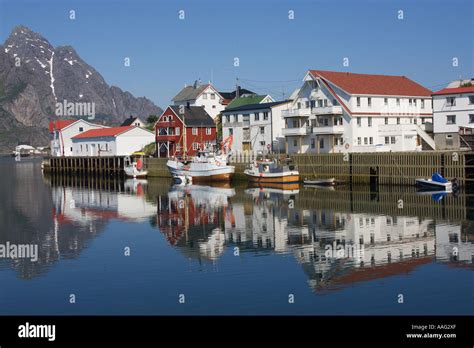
[172, 82, 227, 120]
[283, 70, 435, 154]
[121, 116, 146, 128]
[432, 81, 474, 150]
[221, 100, 291, 154]
[71, 126, 155, 156]
[49, 119, 108, 157]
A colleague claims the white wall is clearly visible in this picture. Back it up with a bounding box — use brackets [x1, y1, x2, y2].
[51, 120, 108, 157]
[72, 127, 154, 156]
[433, 93, 474, 133]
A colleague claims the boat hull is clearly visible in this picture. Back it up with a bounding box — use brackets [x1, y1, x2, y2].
[415, 179, 452, 191]
[244, 171, 300, 184]
[167, 160, 234, 182]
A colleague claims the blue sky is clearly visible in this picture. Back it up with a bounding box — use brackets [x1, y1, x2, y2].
[0, 0, 472, 107]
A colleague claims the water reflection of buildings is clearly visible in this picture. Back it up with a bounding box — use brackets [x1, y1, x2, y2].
[219, 186, 473, 292]
[155, 185, 235, 261]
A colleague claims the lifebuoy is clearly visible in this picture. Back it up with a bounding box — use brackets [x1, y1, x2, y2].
[136, 159, 143, 171]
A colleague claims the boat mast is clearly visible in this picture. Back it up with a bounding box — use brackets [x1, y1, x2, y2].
[182, 105, 187, 159]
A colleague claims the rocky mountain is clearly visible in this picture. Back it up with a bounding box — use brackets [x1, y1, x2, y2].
[0, 25, 162, 153]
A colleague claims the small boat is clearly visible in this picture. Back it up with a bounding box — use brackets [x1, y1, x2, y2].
[124, 152, 148, 178]
[244, 158, 299, 184]
[303, 177, 336, 186]
[415, 172, 452, 192]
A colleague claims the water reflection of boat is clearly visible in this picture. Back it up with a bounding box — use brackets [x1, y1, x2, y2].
[245, 186, 299, 198]
[156, 184, 234, 261]
[303, 177, 336, 186]
[247, 181, 300, 192]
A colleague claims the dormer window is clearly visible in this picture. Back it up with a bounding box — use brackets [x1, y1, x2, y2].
[79, 127, 83, 132]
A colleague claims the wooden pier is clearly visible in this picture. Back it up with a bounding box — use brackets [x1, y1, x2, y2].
[45, 156, 126, 177]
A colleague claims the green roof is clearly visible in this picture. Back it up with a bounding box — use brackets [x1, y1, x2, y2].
[225, 95, 267, 109]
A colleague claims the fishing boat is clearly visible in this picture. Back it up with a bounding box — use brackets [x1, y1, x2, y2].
[244, 158, 299, 184]
[415, 172, 453, 192]
[166, 136, 234, 182]
[124, 152, 148, 178]
[303, 177, 336, 186]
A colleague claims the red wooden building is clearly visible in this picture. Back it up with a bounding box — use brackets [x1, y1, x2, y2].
[155, 105, 217, 158]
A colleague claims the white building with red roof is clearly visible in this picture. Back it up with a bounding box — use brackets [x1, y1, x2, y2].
[71, 126, 154, 156]
[283, 70, 435, 153]
[49, 119, 109, 157]
[432, 81, 474, 150]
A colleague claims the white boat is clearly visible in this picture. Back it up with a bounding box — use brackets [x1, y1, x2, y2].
[124, 153, 148, 178]
[167, 151, 234, 182]
[415, 173, 452, 191]
[303, 177, 336, 186]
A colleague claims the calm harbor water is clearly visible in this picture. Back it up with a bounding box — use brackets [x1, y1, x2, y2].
[0, 156, 472, 315]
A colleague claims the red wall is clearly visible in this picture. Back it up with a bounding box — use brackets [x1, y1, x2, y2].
[155, 107, 217, 157]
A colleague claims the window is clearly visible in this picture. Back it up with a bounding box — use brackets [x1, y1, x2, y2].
[210, 93, 215, 100]
[413, 99, 417, 107]
[192, 127, 198, 135]
[293, 139, 297, 147]
[368, 98, 372, 107]
[421, 99, 425, 109]
[263, 112, 269, 120]
[409, 98, 413, 106]
[228, 128, 233, 135]
[396, 98, 400, 106]
[105, 143, 109, 151]
[192, 143, 200, 150]
[369, 137, 373, 145]
[335, 117, 343, 126]
[391, 136, 396, 144]
[385, 117, 389, 125]
[356, 97, 361, 107]
[260, 141, 265, 146]
[311, 138, 315, 149]
[364, 137, 368, 145]
[384, 98, 388, 105]
[384, 136, 390, 145]
[80, 144, 83, 151]
[225, 115, 230, 123]
[319, 138, 324, 149]
[323, 118, 329, 126]
[397, 117, 400, 125]
[212, 105, 216, 108]
[297, 102, 301, 109]
[70, 147, 73, 152]
[446, 115, 456, 124]
[324, 99, 328, 107]
[202, 93, 207, 99]
[260, 126, 265, 134]
[469, 114, 474, 124]
[357, 137, 361, 145]
[206, 127, 212, 135]
[357, 117, 361, 127]
[305, 101, 310, 108]
[254, 112, 259, 121]
[310, 100, 316, 108]
[176, 127, 180, 135]
[368, 117, 372, 127]
[446, 135, 453, 146]
[318, 99, 323, 107]
[333, 99, 338, 105]
[79, 127, 84, 132]
[469, 96, 474, 104]
[86, 144, 89, 151]
[447, 97, 456, 106]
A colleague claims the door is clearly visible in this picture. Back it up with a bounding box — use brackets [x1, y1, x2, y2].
[243, 142, 251, 152]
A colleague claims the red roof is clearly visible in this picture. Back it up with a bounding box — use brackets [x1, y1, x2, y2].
[49, 120, 76, 132]
[309, 70, 432, 97]
[432, 85, 474, 96]
[72, 126, 132, 139]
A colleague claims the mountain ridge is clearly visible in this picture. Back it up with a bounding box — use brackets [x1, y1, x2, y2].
[0, 25, 162, 153]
